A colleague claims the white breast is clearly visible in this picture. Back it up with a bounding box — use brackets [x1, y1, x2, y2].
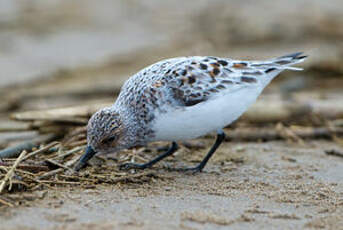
[151, 85, 264, 141]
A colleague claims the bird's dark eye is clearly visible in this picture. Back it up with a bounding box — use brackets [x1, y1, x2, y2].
[103, 136, 116, 144]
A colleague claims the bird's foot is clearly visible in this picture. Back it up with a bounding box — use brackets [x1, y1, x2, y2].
[119, 162, 147, 171]
[167, 165, 203, 174]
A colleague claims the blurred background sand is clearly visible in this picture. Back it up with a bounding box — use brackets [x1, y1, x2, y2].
[1, 0, 342, 87]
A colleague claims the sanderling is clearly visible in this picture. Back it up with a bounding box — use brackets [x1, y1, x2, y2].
[75, 52, 307, 172]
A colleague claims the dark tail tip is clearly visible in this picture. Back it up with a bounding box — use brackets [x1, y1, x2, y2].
[295, 55, 308, 60]
[279, 52, 305, 59]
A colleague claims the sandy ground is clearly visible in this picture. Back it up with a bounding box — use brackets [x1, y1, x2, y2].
[1, 139, 343, 230]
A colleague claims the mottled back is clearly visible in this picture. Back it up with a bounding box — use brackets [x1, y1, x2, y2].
[115, 53, 305, 121]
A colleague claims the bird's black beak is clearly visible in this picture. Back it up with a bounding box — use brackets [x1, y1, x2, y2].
[74, 146, 97, 171]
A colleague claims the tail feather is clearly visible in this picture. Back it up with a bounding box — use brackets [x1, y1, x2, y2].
[278, 52, 305, 59]
[283, 66, 303, 71]
[265, 52, 307, 71]
[250, 52, 307, 75]
[273, 52, 307, 71]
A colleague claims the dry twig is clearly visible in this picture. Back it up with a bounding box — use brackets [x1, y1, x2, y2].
[0, 134, 57, 159]
[22, 142, 59, 161]
[0, 163, 49, 173]
[0, 196, 14, 207]
[0, 150, 27, 194]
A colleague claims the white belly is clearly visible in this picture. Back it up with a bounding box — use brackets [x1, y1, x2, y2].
[152, 86, 264, 141]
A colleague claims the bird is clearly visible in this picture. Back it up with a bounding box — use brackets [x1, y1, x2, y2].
[74, 52, 307, 172]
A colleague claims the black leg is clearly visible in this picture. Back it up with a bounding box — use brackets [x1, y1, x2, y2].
[174, 130, 226, 173]
[120, 142, 178, 170]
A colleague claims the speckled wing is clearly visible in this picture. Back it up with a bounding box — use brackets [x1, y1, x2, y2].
[159, 57, 260, 107]
[157, 53, 306, 107]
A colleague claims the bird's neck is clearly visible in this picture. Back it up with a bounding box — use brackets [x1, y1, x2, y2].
[115, 107, 149, 147]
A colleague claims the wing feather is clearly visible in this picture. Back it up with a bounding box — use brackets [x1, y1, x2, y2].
[163, 57, 261, 107]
